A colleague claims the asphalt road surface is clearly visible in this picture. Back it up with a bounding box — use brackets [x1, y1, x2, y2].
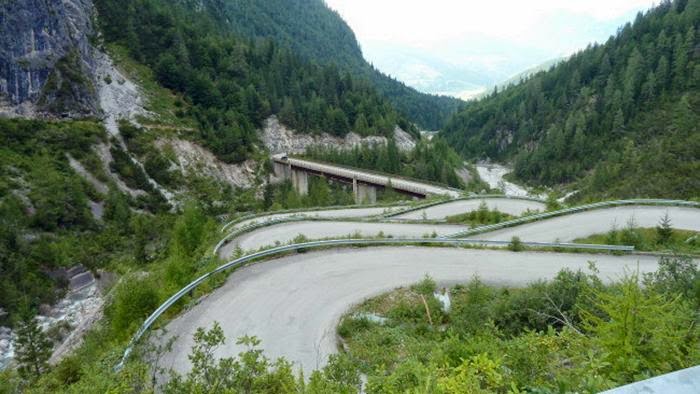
[472, 206, 700, 242]
[160, 203, 700, 378]
[160, 247, 664, 375]
[226, 206, 401, 232]
[394, 198, 545, 220]
[219, 205, 700, 257]
[220, 221, 466, 256]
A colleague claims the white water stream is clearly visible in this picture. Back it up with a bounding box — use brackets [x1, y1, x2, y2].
[475, 163, 530, 197]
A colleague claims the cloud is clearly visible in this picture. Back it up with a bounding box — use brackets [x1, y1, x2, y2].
[325, 0, 657, 47]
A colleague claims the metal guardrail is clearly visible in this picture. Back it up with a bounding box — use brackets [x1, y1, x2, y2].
[215, 198, 468, 254]
[383, 194, 546, 218]
[601, 365, 700, 393]
[116, 237, 633, 370]
[117, 198, 699, 370]
[220, 202, 417, 233]
[213, 217, 305, 256]
[445, 199, 700, 239]
[214, 198, 698, 257]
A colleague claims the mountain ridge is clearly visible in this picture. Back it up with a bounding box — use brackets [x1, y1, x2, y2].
[200, 0, 464, 130]
[441, 0, 699, 200]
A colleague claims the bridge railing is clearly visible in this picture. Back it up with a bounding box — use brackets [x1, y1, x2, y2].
[277, 156, 462, 196]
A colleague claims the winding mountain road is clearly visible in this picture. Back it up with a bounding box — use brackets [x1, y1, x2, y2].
[220, 221, 467, 255]
[471, 205, 700, 242]
[160, 200, 700, 377]
[161, 248, 664, 375]
[224, 206, 402, 232]
[393, 198, 545, 220]
[219, 204, 700, 258]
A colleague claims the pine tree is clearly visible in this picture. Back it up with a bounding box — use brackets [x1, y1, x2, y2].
[278, 97, 296, 126]
[14, 312, 52, 380]
[641, 71, 657, 101]
[656, 56, 670, 91]
[623, 48, 645, 109]
[656, 212, 673, 245]
[386, 139, 401, 173]
[353, 114, 369, 135]
[612, 108, 626, 136]
[672, 32, 689, 88]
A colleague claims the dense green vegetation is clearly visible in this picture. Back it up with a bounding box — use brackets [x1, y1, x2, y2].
[442, 0, 699, 199]
[0, 190, 366, 392]
[0, 201, 224, 392]
[303, 139, 468, 189]
[337, 257, 700, 392]
[445, 202, 517, 227]
[574, 213, 700, 254]
[264, 178, 354, 210]
[94, 0, 416, 164]
[3, 0, 698, 392]
[204, 0, 464, 130]
[0, 119, 105, 325]
[0, 116, 291, 328]
[263, 175, 411, 211]
[9, 253, 694, 392]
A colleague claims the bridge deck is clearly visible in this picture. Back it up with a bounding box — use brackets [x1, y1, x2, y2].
[274, 156, 461, 198]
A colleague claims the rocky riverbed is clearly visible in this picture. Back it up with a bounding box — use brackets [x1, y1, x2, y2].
[476, 162, 530, 197]
[0, 266, 105, 371]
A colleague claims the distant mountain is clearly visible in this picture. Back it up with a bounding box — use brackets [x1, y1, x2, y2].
[361, 42, 496, 100]
[208, 0, 464, 130]
[362, 39, 566, 101]
[356, 5, 662, 102]
[489, 58, 564, 95]
[441, 0, 699, 200]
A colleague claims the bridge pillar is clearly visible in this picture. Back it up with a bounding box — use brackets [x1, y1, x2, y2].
[273, 161, 291, 180]
[355, 182, 377, 204]
[291, 169, 308, 196]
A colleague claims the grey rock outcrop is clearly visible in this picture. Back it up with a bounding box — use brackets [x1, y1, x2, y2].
[261, 116, 416, 155]
[0, 0, 100, 118]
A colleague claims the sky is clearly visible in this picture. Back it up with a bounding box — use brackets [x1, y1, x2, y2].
[324, 0, 659, 94]
[325, 0, 657, 53]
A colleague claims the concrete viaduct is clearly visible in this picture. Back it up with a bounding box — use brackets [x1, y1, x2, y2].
[272, 155, 460, 204]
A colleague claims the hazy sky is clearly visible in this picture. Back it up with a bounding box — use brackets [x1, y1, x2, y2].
[325, 0, 658, 63]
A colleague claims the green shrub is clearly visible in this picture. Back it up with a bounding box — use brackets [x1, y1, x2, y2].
[582, 273, 696, 381]
[508, 236, 524, 252]
[106, 276, 160, 334]
[109, 145, 152, 192]
[337, 317, 372, 338]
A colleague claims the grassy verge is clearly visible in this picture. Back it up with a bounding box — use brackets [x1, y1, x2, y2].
[574, 226, 699, 255]
[337, 259, 700, 393]
[444, 205, 516, 227]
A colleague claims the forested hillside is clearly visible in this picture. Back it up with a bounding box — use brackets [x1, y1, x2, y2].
[202, 0, 464, 129]
[94, 0, 415, 164]
[442, 0, 699, 199]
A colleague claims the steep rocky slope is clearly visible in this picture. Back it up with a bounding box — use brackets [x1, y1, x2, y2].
[260, 116, 416, 155]
[0, 0, 100, 117]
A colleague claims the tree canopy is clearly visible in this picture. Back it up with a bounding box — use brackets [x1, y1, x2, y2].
[95, 0, 418, 163]
[441, 0, 699, 199]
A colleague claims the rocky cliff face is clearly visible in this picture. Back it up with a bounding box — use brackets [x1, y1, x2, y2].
[261, 116, 416, 155]
[0, 0, 100, 118]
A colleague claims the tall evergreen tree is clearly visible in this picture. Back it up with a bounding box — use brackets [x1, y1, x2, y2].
[14, 311, 52, 380]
